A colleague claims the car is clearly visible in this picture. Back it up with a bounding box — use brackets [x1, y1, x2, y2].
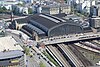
[30, 53, 33, 58]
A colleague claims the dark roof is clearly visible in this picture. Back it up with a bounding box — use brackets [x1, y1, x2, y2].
[0, 50, 23, 60]
[27, 14, 68, 29]
[16, 17, 29, 23]
[83, 27, 92, 33]
[53, 13, 67, 18]
[17, 14, 82, 30]
[25, 24, 45, 35]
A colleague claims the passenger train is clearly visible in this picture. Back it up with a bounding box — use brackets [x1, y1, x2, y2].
[80, 41, 100, 51]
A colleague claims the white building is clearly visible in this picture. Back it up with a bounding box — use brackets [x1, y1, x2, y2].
[32, 4, 71, 14]
[76, 0, 96, 14]
[76, 0, 85, 4]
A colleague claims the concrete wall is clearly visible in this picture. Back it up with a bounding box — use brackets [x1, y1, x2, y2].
[90, 18, 100, 28]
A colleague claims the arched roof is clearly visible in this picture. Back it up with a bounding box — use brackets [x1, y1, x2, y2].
[48, 22, 83, 34]
[20, 14, 84, 37]
[28, 14, 82, 30]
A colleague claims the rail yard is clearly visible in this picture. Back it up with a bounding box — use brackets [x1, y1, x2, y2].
[44, 40, 100, 67]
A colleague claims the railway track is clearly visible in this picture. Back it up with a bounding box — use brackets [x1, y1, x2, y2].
[57, 44, 85, 67]
[80, 41, 100, 51]
[47, 45, 71, 67]
[68, 44, 93, 66]
[89, 40, 100, 47]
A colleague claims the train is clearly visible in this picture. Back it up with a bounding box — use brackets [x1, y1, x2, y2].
[79, 41, 100, 51]
[78, 35, 99, 39]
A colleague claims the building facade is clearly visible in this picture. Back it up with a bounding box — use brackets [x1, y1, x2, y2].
[32, 4, 71, 15]
[21, 14, 83, 38]
[89, 17, 100, 28]
[0, 50, 25, 67]
[12, 5, 28, 14]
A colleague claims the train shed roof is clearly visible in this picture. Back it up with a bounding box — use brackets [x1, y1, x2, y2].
[27, 14, 81, 29]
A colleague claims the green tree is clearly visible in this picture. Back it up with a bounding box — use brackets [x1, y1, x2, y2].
[0, 6, 7, 13]
[28, 8, 33, 14]
[17, 3, 24, 6]
[2, 6, 7, 11]
[23, 46, 29, 55]
[64, 0, 67, 3]
[39, 61, 46, 67]
[43, 51, 59, 66]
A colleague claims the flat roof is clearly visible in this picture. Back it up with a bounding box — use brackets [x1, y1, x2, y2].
[0, 50, 23, 60]
[53, 13, 67, 18]
[0, 36, 23, 52]
[41, 4, 70, 8]
[91, 17, 100, 19]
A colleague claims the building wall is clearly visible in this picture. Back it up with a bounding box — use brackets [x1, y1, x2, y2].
[50, 7, 59, 15]
[90, 6, 97, 16]
[0, 55, 25, 67]
[41, 7, 50, 14]
[48, 24, 83, 36]
[60, 6, 71, 14]
[76, 3, 82, 12]
[40, 5, 71, 15]
[12, 5, 28, 14]
[24, 0, 33, 3]
[98, 7, 100, 16]
[90, 18, 100, 28]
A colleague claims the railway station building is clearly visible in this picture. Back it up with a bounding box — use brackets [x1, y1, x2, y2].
[21, 13, 84, 39]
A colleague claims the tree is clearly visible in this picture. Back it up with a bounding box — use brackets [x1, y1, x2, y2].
[17, 3, 24, 6]
[23, 46, 29, 55]
[28, 8, 33, 14]
[64, 0, 67, 3]
[2, 6, 7, 11]
[0, 6, 7, 13]
[39, 61, 46, 67]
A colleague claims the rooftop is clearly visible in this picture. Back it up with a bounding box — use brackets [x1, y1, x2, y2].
[0, 36, 23, 52]
[63, 14, 82, 20]
[41, 3, 70, 8]
[53, 13, 67, 18]
[28, 14, 69, 29]
[0, 50, 23, 60]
